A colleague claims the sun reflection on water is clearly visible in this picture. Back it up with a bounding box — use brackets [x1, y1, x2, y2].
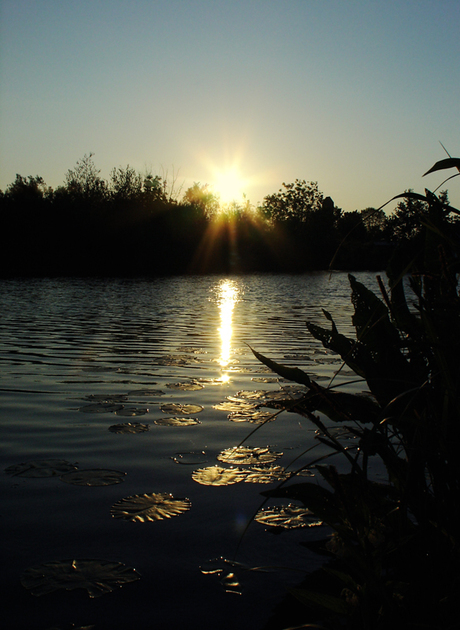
[216, 279, 239, 382]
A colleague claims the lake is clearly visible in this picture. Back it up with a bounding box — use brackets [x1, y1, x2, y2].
[0, 271, 382, 630]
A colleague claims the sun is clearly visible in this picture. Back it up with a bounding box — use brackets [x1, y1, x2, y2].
[213, 168, 246, 204]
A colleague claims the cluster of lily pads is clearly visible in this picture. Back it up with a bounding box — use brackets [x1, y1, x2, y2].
[5, 372, 318, 604]
[5, 455, 191, 599]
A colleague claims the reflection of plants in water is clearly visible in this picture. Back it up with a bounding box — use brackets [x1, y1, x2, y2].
[21, 559, 140, 598]
[244, 157, 460, 628]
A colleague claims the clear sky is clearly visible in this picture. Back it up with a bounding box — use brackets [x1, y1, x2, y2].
[1, 0, 459, 212]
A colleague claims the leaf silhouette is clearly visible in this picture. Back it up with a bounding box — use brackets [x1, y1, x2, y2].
[110, 492, 191, 522]
[78, 403, 124, 413]
[4, 459, 78, 478]
[192, 465, 246, 486]
[127, 389, 165, 397]
[20, 559, 140, 598]
[108, 422, 150, 434]
[423, 157, 460, 176]
[114, 407, 149, 417]
[60, 469, 126, 486]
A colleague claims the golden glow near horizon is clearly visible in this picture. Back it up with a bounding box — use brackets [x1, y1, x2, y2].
[217, 279, 239, 381]
[213, 167, 247, 204]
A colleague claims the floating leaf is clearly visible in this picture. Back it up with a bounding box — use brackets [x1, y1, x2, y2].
[244, 465, 288, 484]
[192, 466, 246, 486]
[20, 559, 140, 598]
[154, 417, 201, 426]
[175, 346, 207, 354]
[251, 377, 279, 383]
[263, 388, 305, 402]
[108, 422, 150, 434]
[228, 410, 275, 424]
[217, 446, 283, 465]
[198, 377, 229, 385]
[255, 366, 275, 373]
[81, 366, 118, 373]
[78, 403, 124, 413]
[156, 355, 202, 366]
[4, 459, 78, 478]
[213, 401, 258, 413]
[166, 381, 204, 391]
[200, 557, 273, 595]
[234, 390, 268, 400]
[84, 394, 128, 402]
[127, 389, 165, 397]
[171, 451, 208, 465]
[114, 407, 149, 417]
[160, 403, 203, 414]
[60, 469, 126, 486]
[110, 492, 191, 522]
[255, 504, 323, 529]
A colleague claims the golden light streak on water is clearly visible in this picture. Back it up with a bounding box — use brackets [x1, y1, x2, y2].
[217, 280, 239, 380]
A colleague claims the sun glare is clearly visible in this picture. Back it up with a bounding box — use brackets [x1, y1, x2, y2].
[217, 279, 239, 381]
[213, 168, 246, 204]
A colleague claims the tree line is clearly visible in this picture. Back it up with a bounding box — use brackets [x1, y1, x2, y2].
[0, 154, 456, 277]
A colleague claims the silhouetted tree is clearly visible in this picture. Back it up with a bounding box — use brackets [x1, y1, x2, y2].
[5, 174, 51, 201]
[183, 183, 219, 216]
[109, 165, 143, 202]
[64, 153, 107, 203]
[261, 180, 323, 223]
[360, 207, 388, 239]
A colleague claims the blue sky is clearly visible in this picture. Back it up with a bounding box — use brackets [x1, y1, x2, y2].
[1, 0, 459, 212]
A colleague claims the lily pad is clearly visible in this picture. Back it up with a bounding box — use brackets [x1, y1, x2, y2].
[78, 403, 124, 413]
[251, 377, 279, 383]
[175, 346, 206, 354]
[171, 451, 208, 465]
[108, 423, 150, 434]
[213, 401, 258, 413]
[217, 446, 283, 465]
[127, 389, 165, 397]
[4, 459, 78, 478]
[160, 403, 204, 414]
[110, 492, 191, 522]
[255, 504, 323, 529]
[198, 377, 229, 385]
[20, 558, 140, 598]
[166, 381, 204, 391]
[84, 394, 128, 402]
[154, 417, 201, 426]
[200, 557, 272, 595]
[192, 465, 246, 486]
[114, 407, 149, 416]
[244, 465, 288, 484]
[228, 410, 276, 424]
[60, 469, 126, 486]
[156, 355, 201, 366]
[234, 390, 268, 400]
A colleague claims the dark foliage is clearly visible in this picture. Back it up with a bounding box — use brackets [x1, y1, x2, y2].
[252, 159, 460, 629]
[1, 155, 457, 277]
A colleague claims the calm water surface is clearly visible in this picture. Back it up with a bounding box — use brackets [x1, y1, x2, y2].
[0, 272, 381, 630]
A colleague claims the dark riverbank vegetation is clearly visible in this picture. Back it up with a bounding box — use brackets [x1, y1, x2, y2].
[247, 156, 460, 629]
[2, 154, 458, 277]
